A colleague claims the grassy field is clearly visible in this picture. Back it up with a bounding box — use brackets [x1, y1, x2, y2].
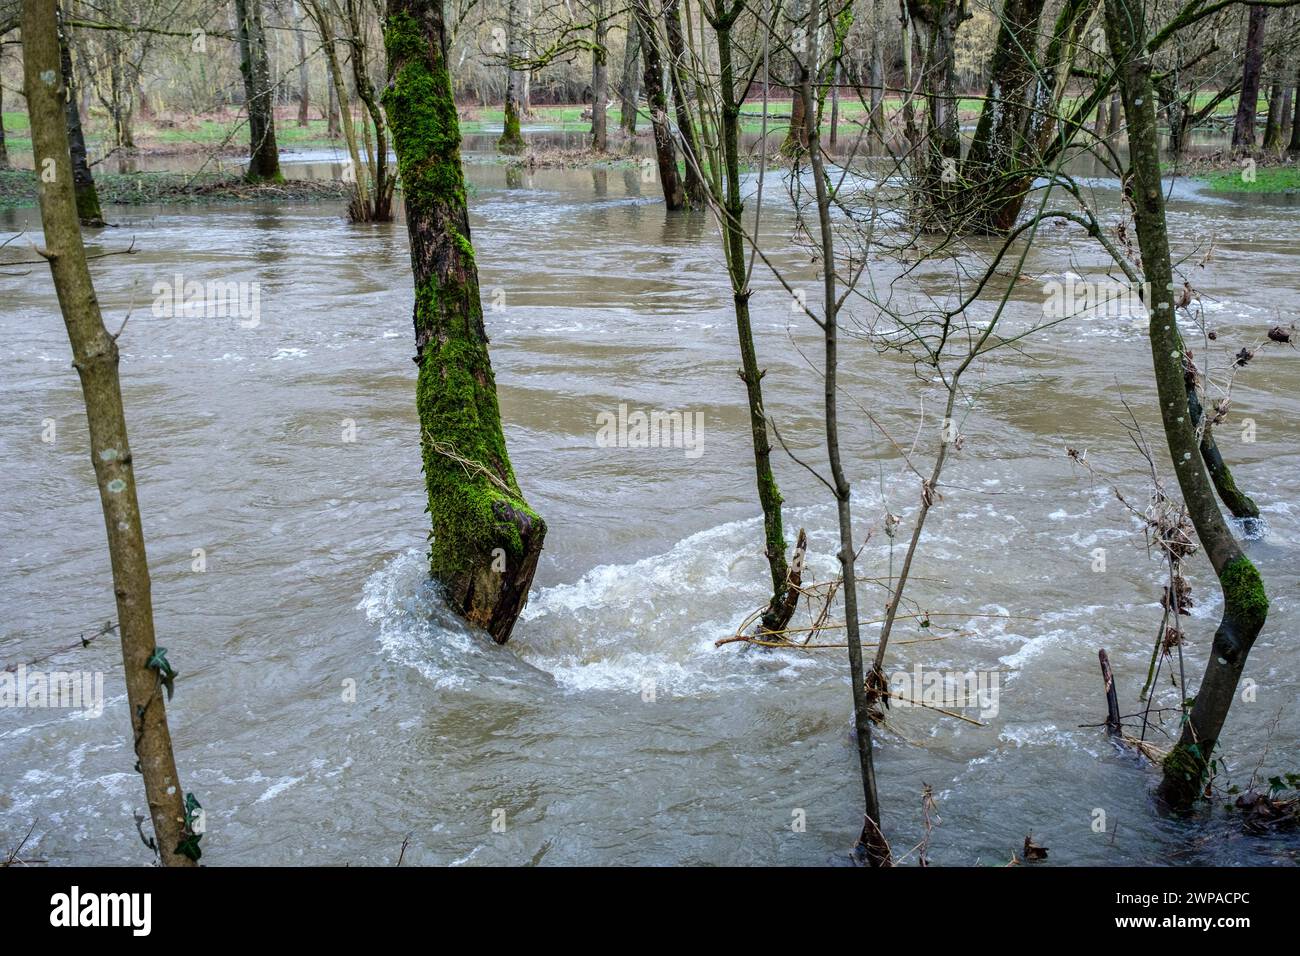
[0, 90, 1253, 155]
[1197, 165, 1300, 194]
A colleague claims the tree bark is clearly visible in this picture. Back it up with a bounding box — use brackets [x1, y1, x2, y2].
[868, 7, 885, 144]
[619, 11, 642, 134]
[1290, 63, 1300, 154]
[781, 0, 809, 155]
[327, 70, 341, 137]
[295, 0, 311, 126]
[1099, 650, 1122, 735]
[1232, 5, 1268, 151]
[305, 0, 370, 213]
[633, 0, 685, 208]
[384, 0, 546, 644]
[235, 0, 283, 181]
[0, 73, 8, 170]
[962, 0, 1047, 230]
[1101, 0, 1269, 812]
[343, 0, 394, 220]
[591, 0, 609, 151]
[711, 0, 792, 633]
[23, 0, 197, 866]
[499, 0, 527, 153]
[1262, 79, 1284, 150]
[802, 0, 888, 866]
[58, 10, 104, 227]
[663, 0, 706, 203]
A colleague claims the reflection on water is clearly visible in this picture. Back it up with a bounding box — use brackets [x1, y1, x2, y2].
[1, 130, 1297, 866]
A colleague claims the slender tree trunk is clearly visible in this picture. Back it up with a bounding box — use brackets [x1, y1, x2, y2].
[23, 0, 197, 867]
[801, 0, 888, 866]
[344, 0, 394, 220]
[521, 0, 533, 112]
[1101, 0, 1269, 812]
[1106, 88, 1120, 134]
[619, 12, 642, 134]
[1262, 79, 1283, 150]
[58, 12, 105, 227]
[829, 60, 840, 148]
[499, 0, 527, 153]
[1232, 5, 1268, 151]
[0, 74, 8, 170]
[869, 19, 885, 143]
[712, 0, 791, 635]
[384, 0, 546, 644]
[633, 0, 685, 208]
[305, 0, 369, 210]
[235, 0, 283, 181]
[295, 0, 311, 126]
[663, 0, 705, 202]
[782, 0, 809, 155]
[327, 71, 341, 137]
[591, 0, 609, 151]
[1290, 65, 1300, 154]
[1279, 82, 1292, 143]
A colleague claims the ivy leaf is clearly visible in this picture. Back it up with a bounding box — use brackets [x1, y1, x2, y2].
[146, 647, 179, 700]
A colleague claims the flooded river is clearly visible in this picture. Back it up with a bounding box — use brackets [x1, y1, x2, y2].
[1, 132, 1297, 865]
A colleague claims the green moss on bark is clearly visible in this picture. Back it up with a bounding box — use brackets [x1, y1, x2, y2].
[498, 101, 525, 154]
[384, 6, 544, 640]
[1221, 556, 1268, 632]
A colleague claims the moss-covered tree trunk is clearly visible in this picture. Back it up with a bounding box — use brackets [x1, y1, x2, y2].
[498, 0, 527, 153]
[57, 11, 104, 226]
[23, 0, 196, 866]
[781, 0, 809, 156]
[1101, 0, 1269, 812]
[235, 0, 283, 182]
[633, 0, 685, 208]
[384, 0, 546, 645]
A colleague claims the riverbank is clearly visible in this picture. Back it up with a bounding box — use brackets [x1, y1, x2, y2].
[1175, 154, 1300, 194]
[0, 169, 353, 210]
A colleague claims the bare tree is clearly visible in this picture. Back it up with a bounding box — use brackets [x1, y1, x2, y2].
[22, 0, 198, 866]
[1101, 0, 1270, 810]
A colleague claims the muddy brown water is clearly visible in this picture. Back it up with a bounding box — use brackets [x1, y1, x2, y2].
[1, 131, 1297, 865]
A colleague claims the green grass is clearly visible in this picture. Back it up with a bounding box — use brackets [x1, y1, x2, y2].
[0, 168, 352, 209]
[1198, 164, 1300, 194]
